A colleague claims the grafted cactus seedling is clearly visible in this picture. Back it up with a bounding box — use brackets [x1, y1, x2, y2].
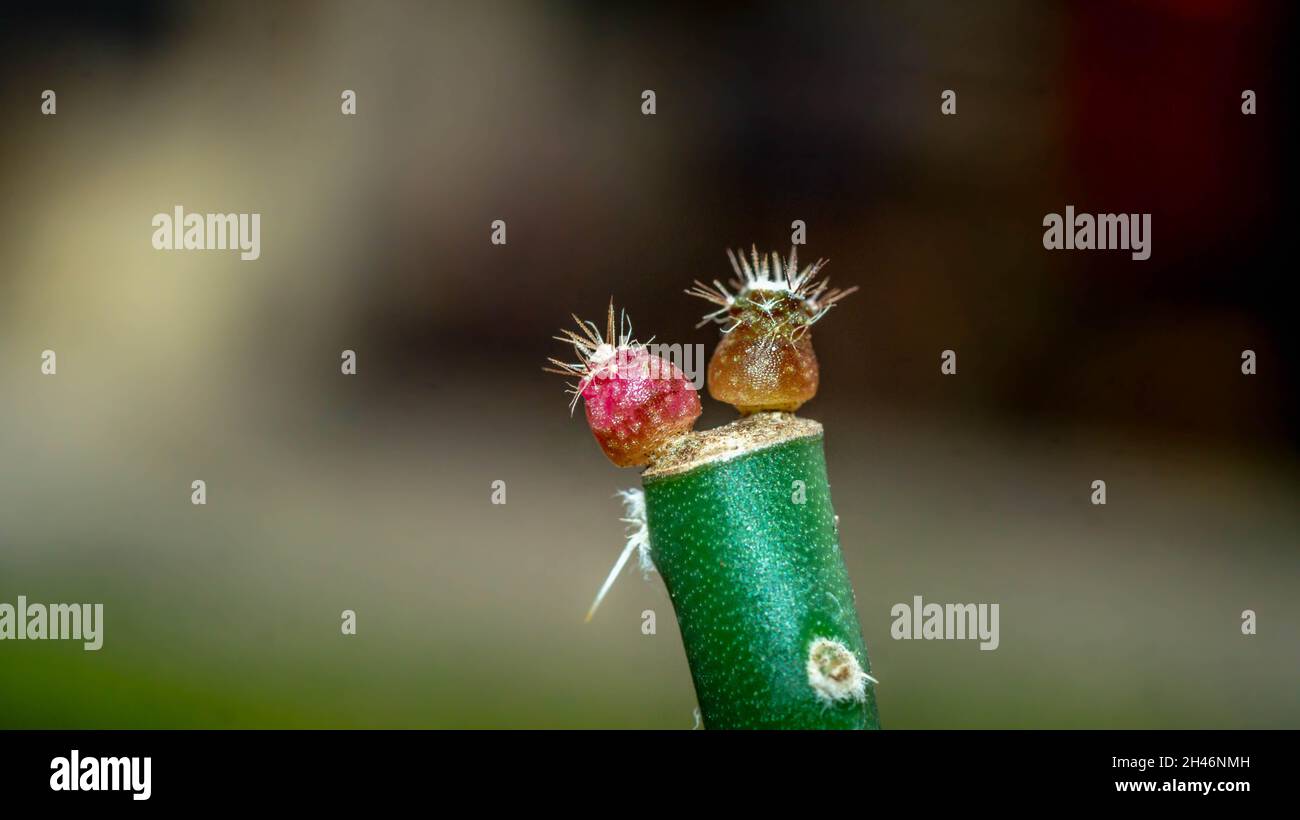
[545, 300, 701, 468]
[549, 252, 878, 730]
[688, 246, 857, 413]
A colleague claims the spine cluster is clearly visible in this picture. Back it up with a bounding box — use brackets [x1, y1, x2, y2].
[548, 247, 855, 463]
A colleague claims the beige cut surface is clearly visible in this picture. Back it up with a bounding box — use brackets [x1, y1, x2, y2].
[643, 412, 824, 480]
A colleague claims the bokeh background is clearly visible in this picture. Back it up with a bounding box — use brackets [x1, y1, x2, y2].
[1, 0, 1294, 728]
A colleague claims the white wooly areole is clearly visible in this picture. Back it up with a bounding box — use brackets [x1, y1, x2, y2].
[687, 245, 856, 331]
[151, 205, 261, 261]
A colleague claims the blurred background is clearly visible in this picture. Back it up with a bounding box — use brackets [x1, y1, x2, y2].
[1, 0, 1295, 728]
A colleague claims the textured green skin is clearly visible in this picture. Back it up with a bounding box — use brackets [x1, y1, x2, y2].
[643, 434, 879, 729]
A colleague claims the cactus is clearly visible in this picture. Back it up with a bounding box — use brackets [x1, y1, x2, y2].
[548, 248, 877, 729]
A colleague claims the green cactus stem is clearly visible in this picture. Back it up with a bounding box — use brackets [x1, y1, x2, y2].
[641, 412, 880, 729]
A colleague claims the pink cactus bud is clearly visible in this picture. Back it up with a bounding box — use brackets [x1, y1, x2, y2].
[546, 301, 701, 467]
